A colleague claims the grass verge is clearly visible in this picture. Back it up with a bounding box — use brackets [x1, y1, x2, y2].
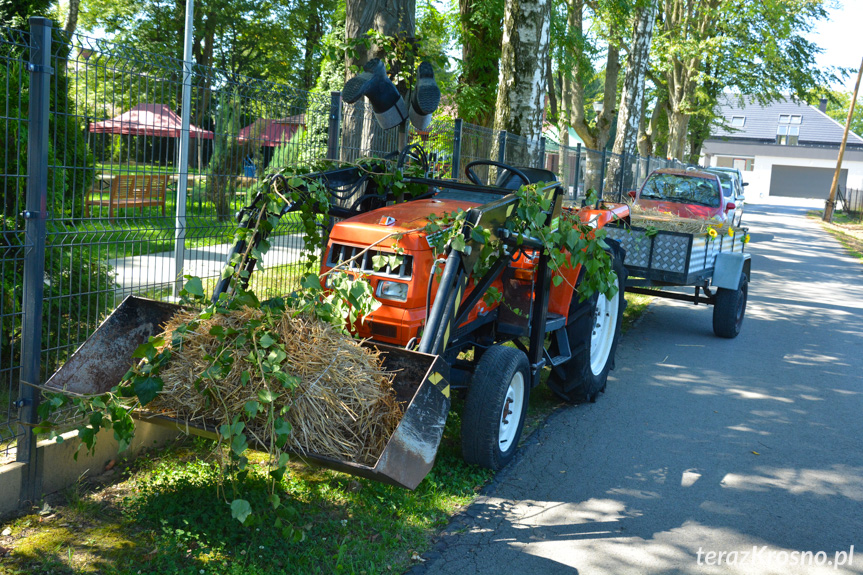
[0, 293, 652, 575]
[809, 210, 863, 261]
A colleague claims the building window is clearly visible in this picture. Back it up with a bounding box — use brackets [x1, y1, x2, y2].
[717, 156, 755, 171]
[778, 114, 802, 124]
[776, 125, 799, 145]
[730, 116, 745, 127]
[733, 158, 755, 172]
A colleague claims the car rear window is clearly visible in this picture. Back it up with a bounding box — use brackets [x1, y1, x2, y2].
[640, 173, 721, 207]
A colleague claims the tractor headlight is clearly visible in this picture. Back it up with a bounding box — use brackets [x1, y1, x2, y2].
[376, 280, 408, 302]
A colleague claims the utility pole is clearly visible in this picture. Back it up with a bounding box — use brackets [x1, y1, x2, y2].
[825, 57, 863, 222]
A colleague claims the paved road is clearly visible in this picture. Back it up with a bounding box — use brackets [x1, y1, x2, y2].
[107, 233, 305, 295]
[414, 198, 863, 574]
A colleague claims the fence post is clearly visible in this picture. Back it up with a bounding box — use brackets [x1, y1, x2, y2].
[327, 92, 342, 161]
[18, 16, 54, 507]
[451, 118, 463, 180]
[573, 143, 582, 203]
[497, 130, 507, 164]
[598, 148, 607, 206]
[172, 0, 195, 298]
[618, 151, 627, 203]
[538, 136, 546, 169]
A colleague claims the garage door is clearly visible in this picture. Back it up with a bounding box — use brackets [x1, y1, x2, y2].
[769, 165, 847, 198]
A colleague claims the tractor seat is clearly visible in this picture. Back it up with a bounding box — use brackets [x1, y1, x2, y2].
[495, 167, 558, 189]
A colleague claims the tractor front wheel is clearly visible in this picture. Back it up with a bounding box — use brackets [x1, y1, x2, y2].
[461, 345, 530, 470]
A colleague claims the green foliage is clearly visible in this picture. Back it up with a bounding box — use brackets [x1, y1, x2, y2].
[78, 0, 338, 89]
[421, 187, 617, 302]
[823, 91, 863, 138]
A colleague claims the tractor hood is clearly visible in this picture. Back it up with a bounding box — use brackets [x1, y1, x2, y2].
[329, 198, 481, 252]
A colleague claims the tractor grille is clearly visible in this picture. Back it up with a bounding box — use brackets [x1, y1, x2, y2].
[327, 243, 413, 279]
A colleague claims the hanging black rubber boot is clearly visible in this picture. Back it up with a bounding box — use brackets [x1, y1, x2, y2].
[409, 61, 441, 131]
[342, 58, 407, 130]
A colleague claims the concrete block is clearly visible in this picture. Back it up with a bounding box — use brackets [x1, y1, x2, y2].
[0, 420, 182, 516]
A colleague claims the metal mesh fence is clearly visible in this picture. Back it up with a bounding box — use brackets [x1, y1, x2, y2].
[0, 25, 30, 455]
[2, 20, 699, 466]
[838, 187, 863, 221]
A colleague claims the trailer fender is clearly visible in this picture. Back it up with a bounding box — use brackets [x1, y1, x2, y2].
[712, 253, 751, 289]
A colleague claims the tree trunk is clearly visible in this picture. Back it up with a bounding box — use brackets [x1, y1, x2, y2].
[667, 109, 689, 160]
[606, 0, 657, 195]
[64, 0, 81, 36]
[491, 0, 552, 167]
[344, 0, 416, 156]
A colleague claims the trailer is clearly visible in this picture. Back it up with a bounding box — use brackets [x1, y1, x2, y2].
[604, 222, 751, 338]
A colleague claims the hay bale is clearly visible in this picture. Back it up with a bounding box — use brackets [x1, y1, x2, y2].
[145, 307, 402, 465]
[629, 203, 742, 235]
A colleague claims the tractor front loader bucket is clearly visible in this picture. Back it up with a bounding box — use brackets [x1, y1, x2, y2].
[44, 296, 451, 490]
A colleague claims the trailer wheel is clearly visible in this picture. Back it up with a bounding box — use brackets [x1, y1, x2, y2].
[461, 345, 530, 470]
[547, 248, 626, 404]
[713, 272, 748, 338]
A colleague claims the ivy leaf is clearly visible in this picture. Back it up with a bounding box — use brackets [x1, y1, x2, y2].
[258, 389, 276, 404]
[244, 400, 259, 418]
[183, 276, 204, 297]
[552, 274, 564, 287]
[451, 235, 466, 253]
[230, 499, 252, 524]
[470, 226, 486, 244]
[131, 340, 158, 361]
[268, 493, 281, 509]
[258, 333, 276, 348]
[231, 433, 248, 456]
[274, 418, 291, 437]
[301, 274, 323, 291]
[133, 376, 162, 406]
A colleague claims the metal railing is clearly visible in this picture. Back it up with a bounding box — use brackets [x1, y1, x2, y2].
[1, 17, 694, 507]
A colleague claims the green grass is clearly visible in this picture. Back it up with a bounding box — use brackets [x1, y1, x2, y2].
[1, 419, 492, 575]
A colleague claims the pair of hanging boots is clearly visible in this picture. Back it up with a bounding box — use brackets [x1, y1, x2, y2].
[343, 59, 440, 131]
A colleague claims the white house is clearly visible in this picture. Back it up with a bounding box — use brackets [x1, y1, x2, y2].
[700, 95, 863, 199]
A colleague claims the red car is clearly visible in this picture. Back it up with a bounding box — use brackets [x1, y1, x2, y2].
[631, 168, 739, 223]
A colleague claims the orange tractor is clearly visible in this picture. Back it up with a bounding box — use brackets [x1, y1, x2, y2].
[47, 149, 630, 489]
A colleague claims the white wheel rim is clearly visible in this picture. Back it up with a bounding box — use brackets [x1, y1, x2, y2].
[498, 370, 525, 453]
[590, 276, 620, 376]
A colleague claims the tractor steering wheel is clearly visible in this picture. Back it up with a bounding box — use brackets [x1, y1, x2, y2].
[465, 160, 531, 188]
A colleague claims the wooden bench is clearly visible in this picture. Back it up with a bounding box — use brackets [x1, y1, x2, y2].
[84, 174, 170, 222]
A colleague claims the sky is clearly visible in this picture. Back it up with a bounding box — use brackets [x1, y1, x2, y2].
[807, 0, 863, 91]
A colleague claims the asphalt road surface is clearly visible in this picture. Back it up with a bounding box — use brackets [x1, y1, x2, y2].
[413, 198, 863, 575]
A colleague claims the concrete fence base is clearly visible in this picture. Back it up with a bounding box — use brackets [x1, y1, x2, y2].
[0, 421, 182, 517]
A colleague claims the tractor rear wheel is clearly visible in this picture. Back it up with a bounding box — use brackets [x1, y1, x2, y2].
[461, 345, 530, 470]
[547, 248, 626, 403]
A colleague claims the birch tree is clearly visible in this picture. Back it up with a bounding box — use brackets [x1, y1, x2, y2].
[605, 0, 657, 193]
[492, 0, 552, 167]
